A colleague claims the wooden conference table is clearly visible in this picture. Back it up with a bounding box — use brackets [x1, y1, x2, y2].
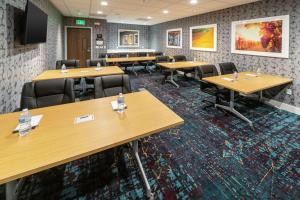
[0, 91, 184, 200]
[33, 66, 124, 81]
[203, 72, 293, 128]
[157, 61, 208, 88]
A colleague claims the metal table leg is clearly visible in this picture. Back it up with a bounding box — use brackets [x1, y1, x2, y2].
[6, 178, 25, 200]
[132, 64, 138, 76]
[166, 70, 179, 88]
[215, 90, 254, 128]
[145, 63, 152, 75]
[133, 141, 154, 199]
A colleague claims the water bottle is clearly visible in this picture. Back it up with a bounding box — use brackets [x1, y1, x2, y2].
[172, 58, 175, 63]
[256, 67, 261, 76]
[105, 54, 108, 59]
[146, 53, 149, 57]
[19, 109, 32, 136]
[233, 71, 238, 81]
[61, 64, 67, 73]
[117, 93, 125, 113]
[126, 54, 129, 58]
[194, 57, 197, 62]
[96, 62, 101, 70]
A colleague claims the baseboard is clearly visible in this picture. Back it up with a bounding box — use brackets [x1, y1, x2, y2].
[264, 98, 300, 115]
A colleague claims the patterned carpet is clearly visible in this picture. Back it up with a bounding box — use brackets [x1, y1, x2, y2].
[0, 72, 299, 200]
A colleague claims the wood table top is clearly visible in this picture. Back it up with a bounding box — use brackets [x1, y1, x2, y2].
[157, 61, 209, 69]
[33, 66, 124, 81]
[106, 56, 156, 63]
[0, 91, 184, 184]
[203, 72, 293, 94]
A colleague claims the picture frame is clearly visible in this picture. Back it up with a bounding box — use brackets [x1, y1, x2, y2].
[190, 24, 217, 52]
[118, 29, 140, 47]
[231, 15, 289, 58]
[166, 28, 182, 48]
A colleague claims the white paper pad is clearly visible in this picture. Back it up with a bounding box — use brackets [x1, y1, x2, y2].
[222, 77, 234, 81]
[61, 70, 68, 73]
[111, 101, 127, 111]
[14, 115, 43, 132]
[95, 67, 103, 71]
[80, 70, 89, 73]
[74, 114, 94, 124]
[245, 73, 258, 77]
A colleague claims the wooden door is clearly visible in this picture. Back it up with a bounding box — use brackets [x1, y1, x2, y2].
[67, 28, 91, 66]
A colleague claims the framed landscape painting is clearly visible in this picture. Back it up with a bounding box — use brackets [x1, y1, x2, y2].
[231, 15, 289, 58]
[166, 28, 182, 48]
[190, 24, 217, 51]
[118, 29, 139, 47]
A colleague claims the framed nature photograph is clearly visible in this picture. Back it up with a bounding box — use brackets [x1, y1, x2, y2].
[190, 24, 217, 51]
[166, 28, 182, 48]
[231, 15, 289, 58]
[118, 29, 139, 47]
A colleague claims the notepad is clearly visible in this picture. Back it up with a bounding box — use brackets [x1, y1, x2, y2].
[14, 115, 43, 132]
[111, 101, 127, 111]
[222, 77, 234, 81]
[61, 70, 68, 73]
[245, 73, 258, 77]
[95, 67, 103, 71]
[74, 114, 94, 124]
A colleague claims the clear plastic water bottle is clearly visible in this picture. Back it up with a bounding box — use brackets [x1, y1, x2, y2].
[146, 53, 149, 57]
[172, 58, 175, 63]
[126, 54, 129, 58]
[61, 64, 67, 73]
[19, 109, 31, 136]
[194, 57, 197, 62]
[256, 67, 261, 76]
[117, 93, 125, 113]
[96, 62, 101, 70]
[233, 71, 238, 81]
[105, 54, 108, 59]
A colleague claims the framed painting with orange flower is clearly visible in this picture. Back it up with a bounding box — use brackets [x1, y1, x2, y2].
[231, 15, 289, 58]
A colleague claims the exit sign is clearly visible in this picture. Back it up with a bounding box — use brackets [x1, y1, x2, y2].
[76, 19, 86, 25]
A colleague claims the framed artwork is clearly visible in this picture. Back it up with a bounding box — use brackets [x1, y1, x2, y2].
[231, 15, 289, 58]
[118, 29, 139, 47]
[166, 28, 182, 48]
[190, 24, 217, 51]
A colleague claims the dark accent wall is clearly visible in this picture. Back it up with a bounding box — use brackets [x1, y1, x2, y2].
[107, 23, 150, 50]
[64, 17, 108, 59]
[0, 0, 64, 114]
[150, 0, 300, 107]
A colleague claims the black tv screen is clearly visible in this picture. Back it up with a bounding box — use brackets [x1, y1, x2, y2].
[22, 1, 48, 45]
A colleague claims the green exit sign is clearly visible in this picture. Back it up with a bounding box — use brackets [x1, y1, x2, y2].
[76, 19, 86, 25]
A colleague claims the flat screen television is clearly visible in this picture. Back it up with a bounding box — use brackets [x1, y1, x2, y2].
[22, 1, 48, 45]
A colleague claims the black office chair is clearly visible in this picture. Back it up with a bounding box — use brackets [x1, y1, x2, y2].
[56, 59, 80, 70]
[198, 65, 234, 109]
[154, 52, 163, 56]
[56, 60, 81, 96]
[94, 74, 131, 98]
[118, 53, 132, 73]
[138, 52, 154, 74]
[219, 62, 238, 75]
[85, 59, 107, 88]
[20, 78, 75, 110]
[94, 74, 132, 174]
[173, 55, 194, 77]
[156, 56, 177, 84]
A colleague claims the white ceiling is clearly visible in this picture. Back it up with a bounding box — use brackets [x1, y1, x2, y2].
[50, 0, 260, 25]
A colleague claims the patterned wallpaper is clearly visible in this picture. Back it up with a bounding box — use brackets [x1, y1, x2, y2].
[150, 0, 300, 107]
[64, 17, 108, 59]
[0, 0, 64, 113]
[107, 23, 150, 50]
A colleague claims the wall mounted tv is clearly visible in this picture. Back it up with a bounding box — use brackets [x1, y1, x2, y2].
[22, 1, 48, 45]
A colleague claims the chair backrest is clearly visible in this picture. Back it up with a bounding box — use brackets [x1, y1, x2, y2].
[119, 53, 128, 57]
[56, 60, 80, 69]
[99, 53, 108, 58]
[154, 52, 163, 56]
[156, 56, 170, 63]
[86, 59, 106, 67]
[138, 52, 147, 57]
[94, 74, 132, 98]
[173, 55, 187, 62]
[198, 65, 218, 90]
[20, 79, 75, 110]
[219, 62, 238, 75]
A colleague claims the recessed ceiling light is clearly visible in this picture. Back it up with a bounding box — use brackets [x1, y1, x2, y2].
[163, 10, 169, 14]
[97, 11, 103, 14]
[147, 16, 152, 19]
[190, 0, 198, 4]
[101, 1, 108, 6]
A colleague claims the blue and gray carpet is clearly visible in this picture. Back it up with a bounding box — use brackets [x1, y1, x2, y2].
[0, 73, 299, 200]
